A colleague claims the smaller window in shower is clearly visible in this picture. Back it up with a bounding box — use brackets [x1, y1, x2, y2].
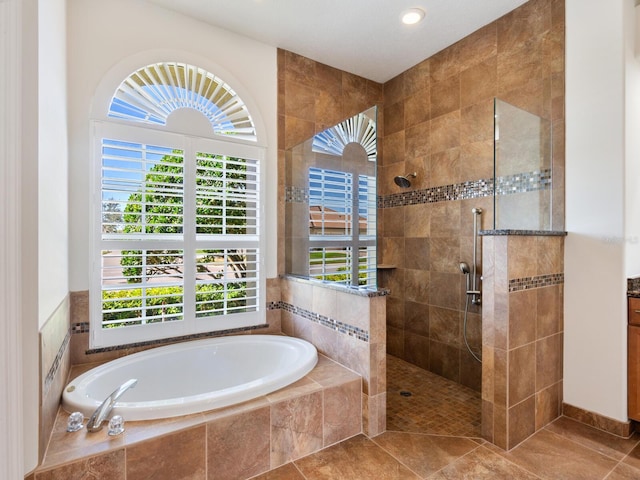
[285, 107, 378, 289]
[308, 168, 376, 287]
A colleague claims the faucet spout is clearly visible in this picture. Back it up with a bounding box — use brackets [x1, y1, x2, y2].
[87, 378, 137, 433]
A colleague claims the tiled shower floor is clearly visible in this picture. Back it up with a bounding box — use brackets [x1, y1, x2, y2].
[386, 354, 482, 437]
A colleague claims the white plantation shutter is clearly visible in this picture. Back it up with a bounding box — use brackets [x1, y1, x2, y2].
[308, 167, 376, 288]
[108, 62, 257, 141]
[92, 122, 264, 348]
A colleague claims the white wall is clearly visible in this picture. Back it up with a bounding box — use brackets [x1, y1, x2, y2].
[67, 0, 278, 291]
[565, 0, 628, 421]
[625, 3, 640, 275]
[38, 0, 69, 327]
[1, 0, 28, 476]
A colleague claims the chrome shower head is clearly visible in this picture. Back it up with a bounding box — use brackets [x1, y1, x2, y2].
[459, 262, 470, 274]
[394, 172, 417, 188]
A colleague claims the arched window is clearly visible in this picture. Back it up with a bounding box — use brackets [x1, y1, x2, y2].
[91, 62, 264, 348]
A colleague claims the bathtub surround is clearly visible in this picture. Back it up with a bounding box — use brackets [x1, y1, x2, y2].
[34, 355, 361, 479]
[481, 233, 565, 450]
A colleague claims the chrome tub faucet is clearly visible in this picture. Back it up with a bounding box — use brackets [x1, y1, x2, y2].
[87, 378, 137, 433]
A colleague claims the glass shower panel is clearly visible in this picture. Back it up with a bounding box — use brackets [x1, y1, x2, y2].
[494, 99, 552, 230]
[285, 106, 378, 288]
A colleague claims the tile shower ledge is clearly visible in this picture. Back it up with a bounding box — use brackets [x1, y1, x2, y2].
[282, 274, 390, 297]
[479, 229, 568, 236]
[37, 354, 362, 473]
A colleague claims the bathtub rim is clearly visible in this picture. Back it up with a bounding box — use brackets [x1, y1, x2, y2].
[62, 334, 318, 421]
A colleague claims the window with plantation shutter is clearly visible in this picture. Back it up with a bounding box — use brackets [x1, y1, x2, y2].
[91, 63, 264, 348]
[308, 167, 377, 288]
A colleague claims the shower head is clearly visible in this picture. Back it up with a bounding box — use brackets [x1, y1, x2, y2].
[394, 172, 417, 188]
[459, 262, 470, 274]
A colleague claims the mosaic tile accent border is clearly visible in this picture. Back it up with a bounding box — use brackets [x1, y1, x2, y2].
[43, 329, 71, 397]
[379, 178, 493, 208]
[285, 185, 309, 203]
[509, 273, 564, 292]
[72, 322, 90, 333]
[280, 301, 370, 342]
[83, 323, 270, 354]
[376, 170, 552, 209]
[495, 169, 552, 196]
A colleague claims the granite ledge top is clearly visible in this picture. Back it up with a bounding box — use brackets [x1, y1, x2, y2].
[480, 229, 568, 236]
[628, 277, 640, 297]
[282, 274, 390, 297]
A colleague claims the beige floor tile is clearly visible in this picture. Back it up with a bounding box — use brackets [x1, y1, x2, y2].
[249, 462, 306, 480]
[427, 446, 541, 479]
[544, 416, 640, 461]
[386, 354, 481, 437]
[497, 429, 619, 480]
[373, 431, 478, 478]
[622, 442, 640, 470]
[605, 462, 640, 480]
[294, 434, 421, 480]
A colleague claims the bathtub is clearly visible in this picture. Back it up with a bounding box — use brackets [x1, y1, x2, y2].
[62, 335, 318, 421]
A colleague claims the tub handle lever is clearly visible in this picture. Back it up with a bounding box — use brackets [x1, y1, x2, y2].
[87, 378, 137, 433]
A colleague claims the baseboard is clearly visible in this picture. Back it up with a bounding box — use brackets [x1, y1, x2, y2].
[562, 402, 633, 438]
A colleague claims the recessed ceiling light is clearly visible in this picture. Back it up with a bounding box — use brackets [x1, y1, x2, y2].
[401, 8, 425, 25]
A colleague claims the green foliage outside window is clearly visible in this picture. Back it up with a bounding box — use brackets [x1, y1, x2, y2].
[103, 152, 250, 324]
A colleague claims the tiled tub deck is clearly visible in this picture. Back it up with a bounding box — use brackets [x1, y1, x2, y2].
[35, 355, 362, 479]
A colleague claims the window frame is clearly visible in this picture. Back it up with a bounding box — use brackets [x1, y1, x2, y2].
[307, 165, 377, 288]
[90, 120, 266, 348]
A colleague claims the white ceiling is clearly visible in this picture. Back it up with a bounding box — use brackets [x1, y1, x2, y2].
[145, 0, 529, 83]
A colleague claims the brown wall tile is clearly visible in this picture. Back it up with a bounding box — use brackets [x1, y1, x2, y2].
[535, 382, 561, 430]
[536, 284, 563, 338]
[126, 426, 206, 480]
[460, 57, 498, 108]
[536, 332, 563, 390]
[323, 379, 362, 445]
[431, 74, 460, 119]
[405, 301, 429, 336]
[508, 396, 536, 449]
[36, 449, 125, 480]
[508, 289, 537, 348]
[404, 332, 430, 370]
[271, 392, 323, 466]
[207, 408, 270, 480]
[509, 343, 536, 407]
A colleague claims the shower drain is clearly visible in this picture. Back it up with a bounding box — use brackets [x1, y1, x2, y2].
[399, 390, 412, 397]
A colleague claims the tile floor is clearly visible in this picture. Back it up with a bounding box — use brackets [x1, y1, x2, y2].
[251, 356, 640, 479]
[386, 354, 481, 437]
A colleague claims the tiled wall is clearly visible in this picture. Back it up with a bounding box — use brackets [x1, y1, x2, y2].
[277, 49, 384, 276]
[379, 0, 565, 391]
[39, 295, 71, 463]
[280, 276, 387, 437]
[481, 234, 565, 450]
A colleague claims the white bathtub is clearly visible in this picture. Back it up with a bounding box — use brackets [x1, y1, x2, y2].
[62, 335, 318, 421]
